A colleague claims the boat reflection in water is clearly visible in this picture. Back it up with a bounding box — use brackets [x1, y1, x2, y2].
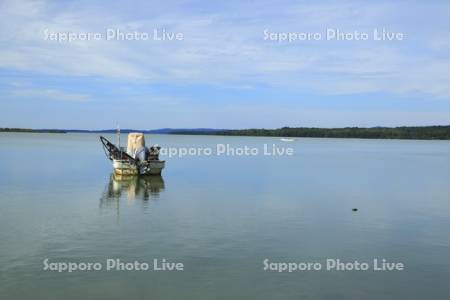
[100, 173, 165, 211]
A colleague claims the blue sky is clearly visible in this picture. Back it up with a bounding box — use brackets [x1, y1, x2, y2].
[0, 0, 449, 129]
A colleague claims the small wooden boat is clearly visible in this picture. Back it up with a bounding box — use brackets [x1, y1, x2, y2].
[100, 133, 165, 176]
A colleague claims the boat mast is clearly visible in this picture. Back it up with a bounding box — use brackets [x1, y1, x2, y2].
[117, 123, 122, 160]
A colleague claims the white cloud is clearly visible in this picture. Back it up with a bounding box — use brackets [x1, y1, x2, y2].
[0, 0, 449, 99]
[11, 88, 91, 102]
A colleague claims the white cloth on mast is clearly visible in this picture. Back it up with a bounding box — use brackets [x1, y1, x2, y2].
[127, 132, 146, 158]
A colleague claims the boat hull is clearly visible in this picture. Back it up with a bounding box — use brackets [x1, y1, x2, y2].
[112, 159, 165, 176]
[113, 159, 138, 175]
[140, 160, 165, 175]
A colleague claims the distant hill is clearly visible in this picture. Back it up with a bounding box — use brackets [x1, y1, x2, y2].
[62, 128, 223, 134]
[0, 128, 223, 134]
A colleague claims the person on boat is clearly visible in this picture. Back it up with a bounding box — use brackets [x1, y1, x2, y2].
[148, 145, 161, 161]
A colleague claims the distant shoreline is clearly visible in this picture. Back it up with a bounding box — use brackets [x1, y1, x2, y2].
[1, 126, 449, 140]
[0, 128, 66, 134]
[170, 126, 450, 140]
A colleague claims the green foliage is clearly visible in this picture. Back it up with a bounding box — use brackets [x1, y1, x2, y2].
[172, 126, 450, 140]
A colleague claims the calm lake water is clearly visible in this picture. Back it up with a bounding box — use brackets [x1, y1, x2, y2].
[1, 132, 450, 299]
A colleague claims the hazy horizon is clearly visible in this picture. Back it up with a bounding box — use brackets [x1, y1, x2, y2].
[2, 124, 450, 132]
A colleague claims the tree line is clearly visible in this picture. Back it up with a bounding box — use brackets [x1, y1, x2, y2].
[170, 126, 450, 140]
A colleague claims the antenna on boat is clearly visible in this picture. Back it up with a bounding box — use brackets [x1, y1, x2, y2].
[116, 123, 120, 149]
[116, 123, 122, 162]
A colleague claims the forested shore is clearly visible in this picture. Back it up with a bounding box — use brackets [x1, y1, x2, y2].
[170, 126, 450, 140]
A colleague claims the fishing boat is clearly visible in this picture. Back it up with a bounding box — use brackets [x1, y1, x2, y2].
[100, 132, 165, 176]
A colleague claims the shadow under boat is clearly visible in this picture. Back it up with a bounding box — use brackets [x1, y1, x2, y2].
[100, 173, 165, 209]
